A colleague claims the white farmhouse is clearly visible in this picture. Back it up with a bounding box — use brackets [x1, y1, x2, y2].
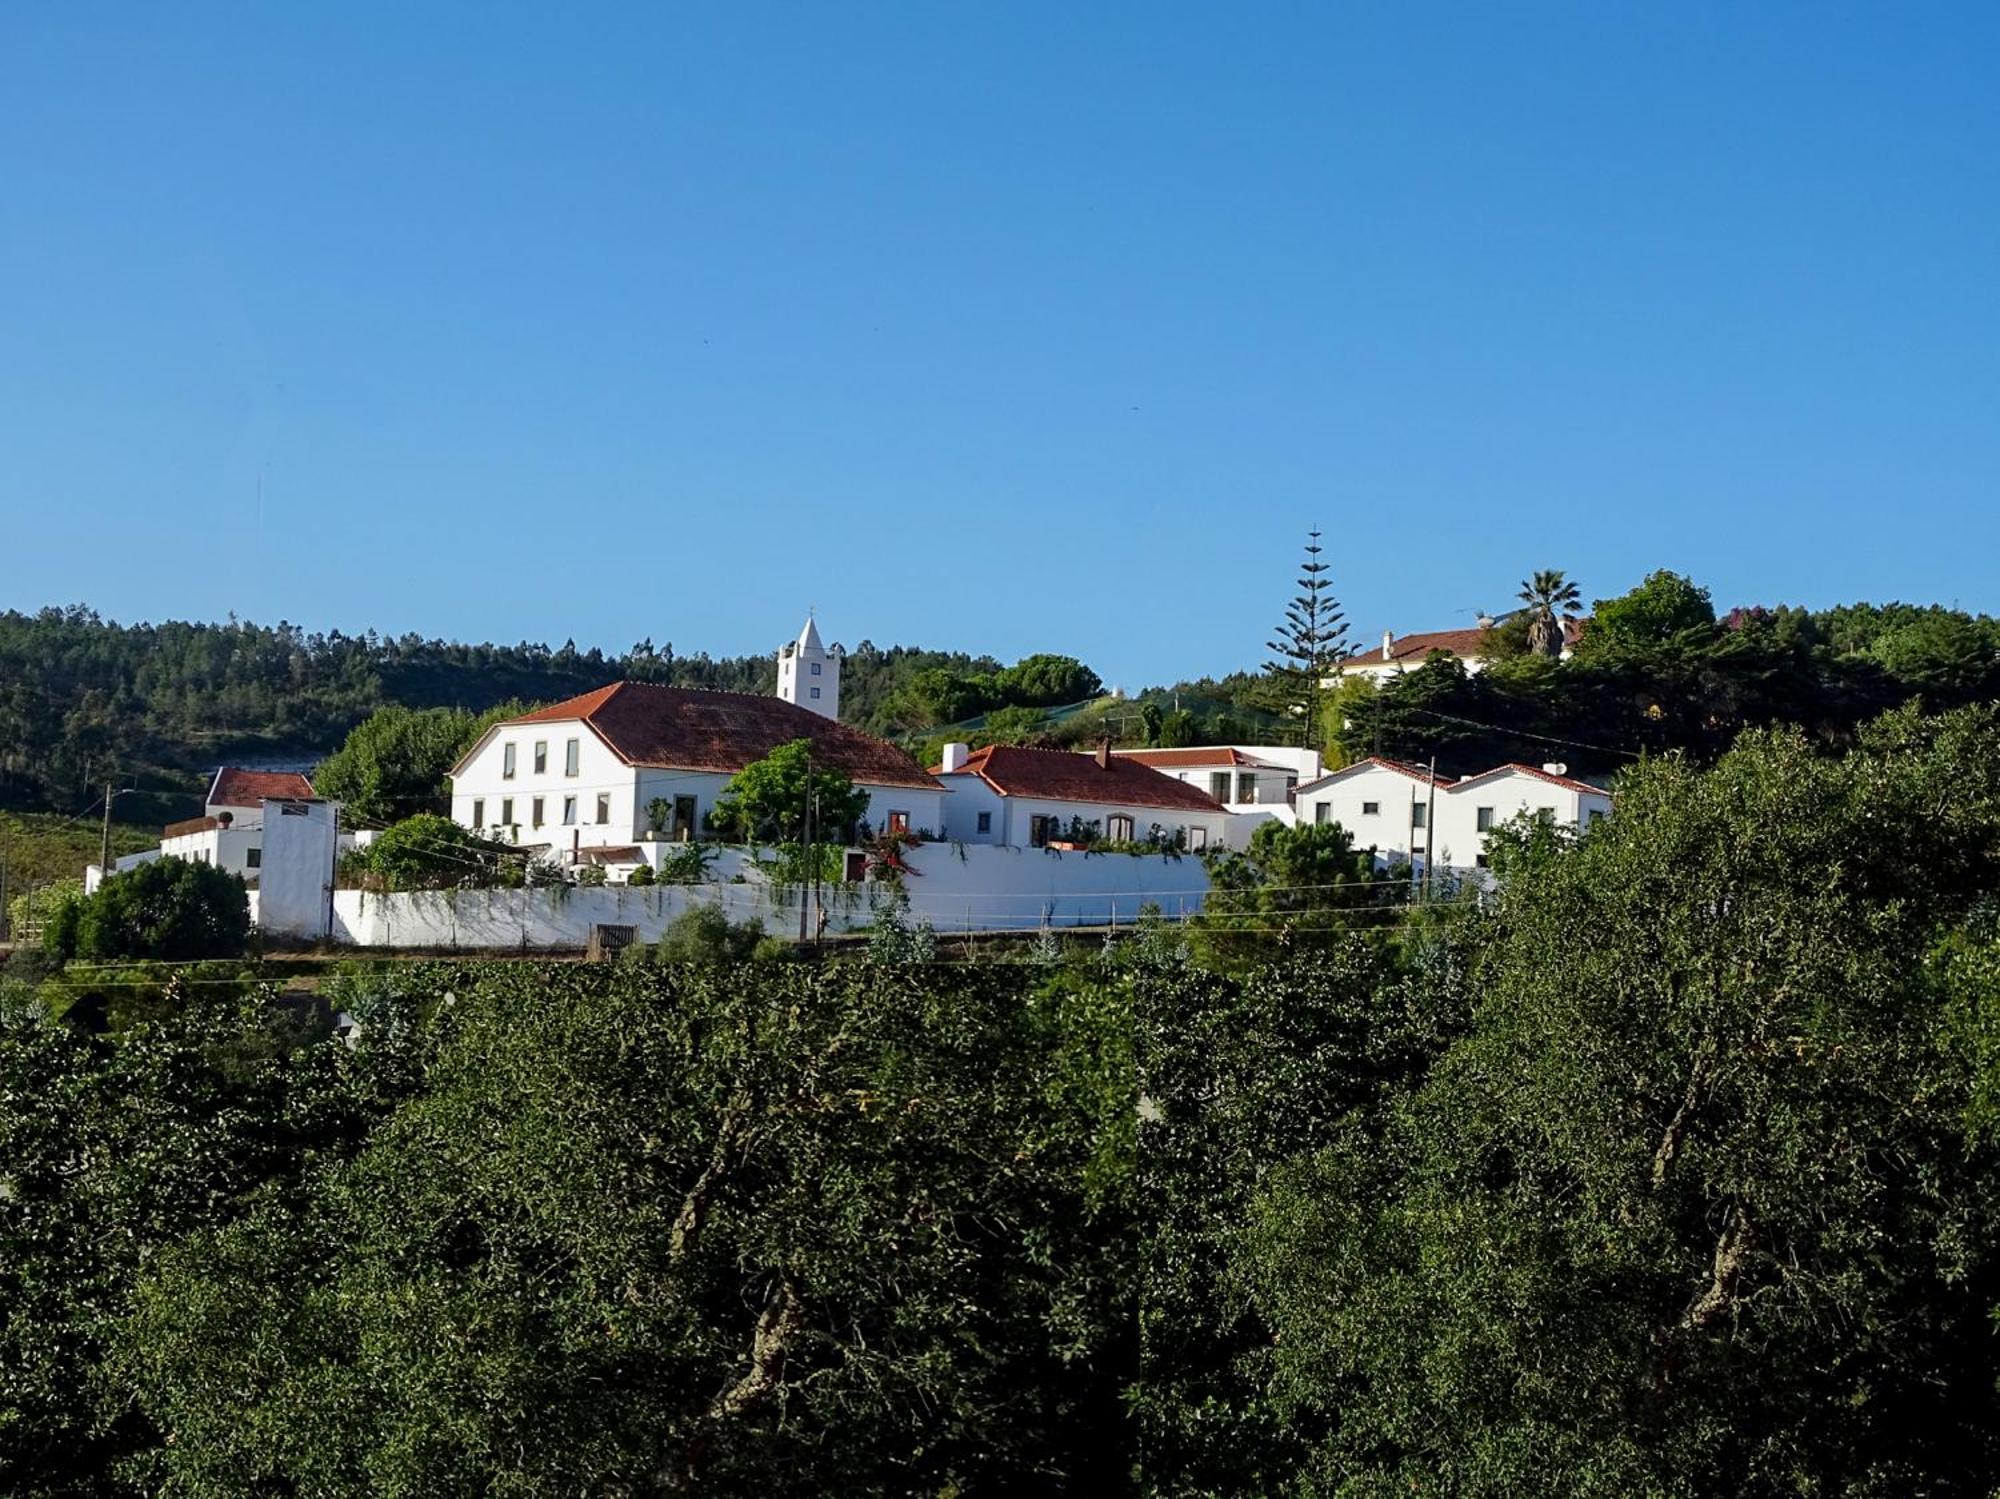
[448, 679, 946, 861]
[1331, 618, 1585, 683]
[933, 742, 1230, 852]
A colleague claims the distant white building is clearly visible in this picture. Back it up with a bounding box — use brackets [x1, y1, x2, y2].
[1110, 745, 1319, 810]
[87, 766, 329, 894]
[933, 742, 1231, 852]
[776, 615, 843, 720]
[448, 676, 945, 863]
[1292, 756, 1611, 873]
[1331, 618, 1584, 683]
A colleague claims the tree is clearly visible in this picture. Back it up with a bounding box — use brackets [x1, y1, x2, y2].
[313, 702, 525, 824]
[1516, 567, 1582, 658]
[1264, 529, 1347, 749]
[641, 901, 768, 962]
[71, 857, 251, 961]
[993, 654, 1102, 708]
[1193, 820, 1389, 964]
[354, 812, 516, 891]
[1240, 707, 2000, 1494]
[708, 739, 871, 845]
[1582, 568, 1716, 655]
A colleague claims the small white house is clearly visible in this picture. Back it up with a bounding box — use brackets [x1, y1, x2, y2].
[448, 678, 946, 861]
[1331, 618, 1585, 683]
[1293, 756, 1612, 874]
[933, 742, 1230, 852]
[1292, 756, 1455, 864]
[1110, 745, 1319, 810]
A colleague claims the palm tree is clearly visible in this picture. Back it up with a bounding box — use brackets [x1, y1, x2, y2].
[1517, 570, 1581, 658]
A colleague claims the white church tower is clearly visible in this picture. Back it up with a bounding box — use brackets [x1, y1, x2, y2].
[777, 614, 843, 719]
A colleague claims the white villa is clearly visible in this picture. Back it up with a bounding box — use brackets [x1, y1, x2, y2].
[448, 621, 946, 865]
[1294, 756, 1611, 872]
[1332, 617, 1585, 682]
[1109, 745, 1320, 811]
[933, 741, 1231, 851]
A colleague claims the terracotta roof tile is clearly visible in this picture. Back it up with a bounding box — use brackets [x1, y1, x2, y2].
[163, 816, 222, 839]
[1447, 763, 1607, 797]
[1112, 747, 1261, 769]
[208, 768, 315, 807]
[940, 745, 1226, 813]
[480, 682, 941, 792]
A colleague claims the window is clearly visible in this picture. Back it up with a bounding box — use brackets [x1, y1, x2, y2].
[471, 798, 485, 827]
[1030, 814, 1058, 848]
[562, 796, 578, 826]
[1208, 772, 1230, 800]
[887, 810, 910, 834]
[1475, 806, 1495, 832]
[246, 847, 261, 869]
[811, 661, 822, 676]
[533, 741, 548, 775]
[1361, 800, 1380, 816]
[1188, 826, 1208, 851]
[1108, 813, 1135, 841]
[976, 811, 992, 834]
[1236, 773, 1256, 804]
[531, 797, 545, 827]
[810, 686, 821, 700]
[1314, 802, 1332, 825]
[500, 797, 514, 825]
[596, 793, 611, 824]
[502, 743, 517, 779]
[565, 738, 580, 776]
[1410, 803, 1427, 829]
[1587, 809, 1606, 827]
[1475, 853, 1491, 869]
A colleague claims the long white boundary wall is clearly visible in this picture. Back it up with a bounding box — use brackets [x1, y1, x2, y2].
[322, 843, 1210, 949]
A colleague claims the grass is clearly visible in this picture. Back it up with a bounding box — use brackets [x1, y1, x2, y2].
[0, 810, 159, 892]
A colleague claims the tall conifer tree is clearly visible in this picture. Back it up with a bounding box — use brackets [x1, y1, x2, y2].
[1264, 528, 1347, 749]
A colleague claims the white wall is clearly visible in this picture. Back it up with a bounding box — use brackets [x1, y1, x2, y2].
[451, 721, 640, 854]
[1435, 773, 1611, 871]
[1295, 764, 1439, 863]
[161, 824, 263, 880]
[260, 799, 340, 940]
[322, 842, 1211, 947]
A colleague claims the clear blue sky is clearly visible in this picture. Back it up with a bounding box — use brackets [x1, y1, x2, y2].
[3, 5, 1996, 689]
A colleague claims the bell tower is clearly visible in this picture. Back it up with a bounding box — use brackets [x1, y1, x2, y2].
[776, 614, 842, 719]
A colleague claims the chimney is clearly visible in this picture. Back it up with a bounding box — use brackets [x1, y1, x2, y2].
[1542, 762, 1568, 777]
[1381, 629, 1394, 661]
[940, 742, 971, 774]
[1477, 613, 1495, 630]
[1096, 737, 1112, 769]
[215, 810, 233, 828]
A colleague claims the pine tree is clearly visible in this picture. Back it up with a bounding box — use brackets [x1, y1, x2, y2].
[1264, 529, 1347, 749]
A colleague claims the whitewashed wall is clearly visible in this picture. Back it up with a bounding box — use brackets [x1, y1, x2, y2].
[323, 843, 1211, 948]
[452, 722, 639, 853]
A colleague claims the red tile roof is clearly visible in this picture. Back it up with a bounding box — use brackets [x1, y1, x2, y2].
[1448, 763, 1607, 797]
[1337, 627, 1495, 667]
[208, 767, 315, 808]
[1112, 747, 1262, 769]
[1297, 756, 1452, 795]
[473, 682, 941, 791]
[938, 745, 1227, 813]
[1338, 618, 1587, 668]
[163, 816, 221, 839]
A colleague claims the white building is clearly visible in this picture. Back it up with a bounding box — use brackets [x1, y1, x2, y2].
[1111, 745, 1319, 810]
[86, 766, 327, 893]
[933, 742, 1231, 852]
[1331, 618, 1585, 682]
[776, 615, 843, 720]
[206, 767, 315, 821]
[1293, 756, 1611, 873]
[448, 679, 946, 861]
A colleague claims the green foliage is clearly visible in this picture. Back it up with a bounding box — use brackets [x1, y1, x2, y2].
[644, 900, 768, 962]
[1517, 567, 1583, 657]
[625, 863, 656, 887]
[867, 899, 939, 964]
[352, 813, 517, 891]
[1263, 528, 1347, 748]
[994, 654, 1103, 707]
[312, 702, 523, 823]
[70, 857, 251, 961]
[1239, 707, 2000, 1495]
[979, 703, 1054, 744]
[652, 840, 716, 884]
[1581, 566, 1717, 654]
[709, 739, 870, 845]
[1194, 819, 1392, 963]
[8, 876, 82, 949]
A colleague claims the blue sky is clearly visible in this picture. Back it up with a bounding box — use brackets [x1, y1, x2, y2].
[2, 4, 1996, 689]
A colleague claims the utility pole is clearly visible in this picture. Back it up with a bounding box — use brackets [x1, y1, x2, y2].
[99, 780, 116, 883]
[798, 747, 815, 944]
[1422, 755, 1439, 899]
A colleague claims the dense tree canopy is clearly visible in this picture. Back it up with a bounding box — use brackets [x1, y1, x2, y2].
[51, 856, 251, 962]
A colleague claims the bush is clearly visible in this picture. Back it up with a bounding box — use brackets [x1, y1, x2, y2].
[355, 814, 514, 891]
[626, 864, 657, 887]
[650, 902, 767, 963]
[72, 858, 251, 962]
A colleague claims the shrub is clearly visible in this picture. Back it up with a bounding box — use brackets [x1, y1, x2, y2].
[72, 857, 251, 962]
